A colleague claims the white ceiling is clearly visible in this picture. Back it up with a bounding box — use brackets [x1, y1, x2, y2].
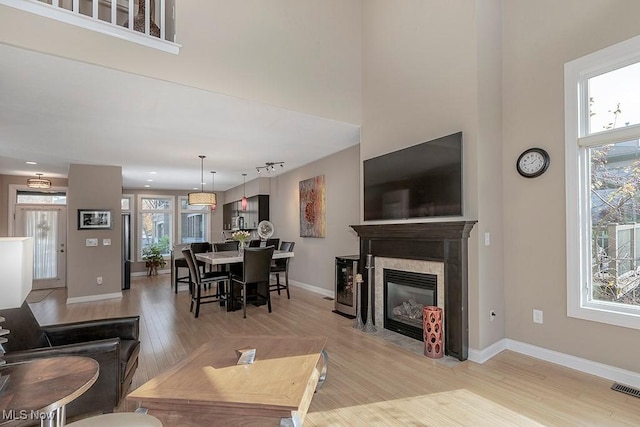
[0, 44, 361, 191]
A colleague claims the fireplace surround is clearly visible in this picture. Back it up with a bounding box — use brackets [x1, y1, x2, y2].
[351, 221, 476, 361]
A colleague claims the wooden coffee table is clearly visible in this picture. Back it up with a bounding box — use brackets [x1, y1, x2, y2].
[127, 336, 328, 426]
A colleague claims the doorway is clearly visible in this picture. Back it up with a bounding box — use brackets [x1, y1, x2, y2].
[12, 189, 67, 290]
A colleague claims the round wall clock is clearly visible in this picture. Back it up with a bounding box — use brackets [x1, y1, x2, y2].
[516, 148, 550, 178]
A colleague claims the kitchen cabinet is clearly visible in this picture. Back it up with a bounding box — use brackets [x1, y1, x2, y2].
[222, 195, 269, 230]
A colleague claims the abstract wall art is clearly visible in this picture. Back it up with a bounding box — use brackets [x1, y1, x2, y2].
[299, 175, 326, 238]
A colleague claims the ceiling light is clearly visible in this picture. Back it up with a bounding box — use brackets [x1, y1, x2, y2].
[26, 173, 51, 189]
[188, 155, 217, 206]
[256, 162, 285, 174]
[25, 161, 37, 165]
[241, 173, 248, 211]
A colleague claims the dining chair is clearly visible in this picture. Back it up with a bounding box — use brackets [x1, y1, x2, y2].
[231, 246, 275, 318]
[213, 241, 239, 252]
[248, 239, 262, 247]
[270, 241, 294, 299]
[182, 247, 228, 318]
[265, 238, 280, 249]
[172, 244, 191, 294]
[190, 242, 212, 274]
[213, 241, 241, 310]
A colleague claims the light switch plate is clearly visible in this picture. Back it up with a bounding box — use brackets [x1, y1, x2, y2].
[103, 238, 111, 246]
[86, 238, 98, 247]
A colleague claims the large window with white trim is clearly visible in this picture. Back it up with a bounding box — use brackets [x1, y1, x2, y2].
[138, 195, 173, 261]
[177, 196, 210, 244]
[565, 35, 640, 330]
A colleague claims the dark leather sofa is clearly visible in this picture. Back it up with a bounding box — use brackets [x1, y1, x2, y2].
[0, 302, 140, 419]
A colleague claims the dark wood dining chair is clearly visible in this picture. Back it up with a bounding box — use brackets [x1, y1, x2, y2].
[231, 246, 275, 318]
[265, 238, 280, 249]
[213, 241, 239, 252]
[190, 242, 212, 274]
[172, 244, 191, 294]
[248, 239, 262, 247]
[270, 241, 294, 299]
[213, 241, 241, 295]
[182, 247, 228, 318]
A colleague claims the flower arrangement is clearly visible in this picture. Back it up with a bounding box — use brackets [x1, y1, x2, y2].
[231, 230, 251, 243]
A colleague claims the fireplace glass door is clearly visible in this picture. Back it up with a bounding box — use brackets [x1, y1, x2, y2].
[384, 269, 437, 340]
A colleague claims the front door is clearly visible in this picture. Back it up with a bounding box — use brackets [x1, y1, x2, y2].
[14, 205, 67, 290]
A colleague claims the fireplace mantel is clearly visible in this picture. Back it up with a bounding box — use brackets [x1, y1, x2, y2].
[351, 221, 477, 361]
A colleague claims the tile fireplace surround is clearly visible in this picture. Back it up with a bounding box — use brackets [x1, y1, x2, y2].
[351, 221, 476, 361]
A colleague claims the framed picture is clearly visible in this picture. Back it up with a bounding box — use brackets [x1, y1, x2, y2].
[299, 175, 326, 238]
[78, 209, 112, 230]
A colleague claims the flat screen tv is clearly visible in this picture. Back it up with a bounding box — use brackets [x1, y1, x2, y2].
[364, 131, 463, 221]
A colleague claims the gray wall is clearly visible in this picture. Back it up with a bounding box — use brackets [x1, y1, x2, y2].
[268, 145, 360, 294]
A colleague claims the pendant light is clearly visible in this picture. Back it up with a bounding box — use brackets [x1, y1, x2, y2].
[241, 173, 248, 211]
[27, 173, 52, 189]
[210, 171, 217, 211]
[188, 155, 216, 206]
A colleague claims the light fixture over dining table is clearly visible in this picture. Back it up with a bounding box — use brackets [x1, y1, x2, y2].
[241, 173, 248, 211]
[188, 155, 217, 206]
[210, 171, 217, 212]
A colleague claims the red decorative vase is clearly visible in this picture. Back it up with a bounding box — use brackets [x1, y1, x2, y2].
[423, 306, 443, 358]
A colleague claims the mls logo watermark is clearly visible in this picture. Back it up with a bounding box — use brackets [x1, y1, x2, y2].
[2, 410, 55, 422]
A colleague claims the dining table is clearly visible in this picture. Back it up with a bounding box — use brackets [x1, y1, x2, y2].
[194, 249, 293, 266]
[195, 249, 294, 311]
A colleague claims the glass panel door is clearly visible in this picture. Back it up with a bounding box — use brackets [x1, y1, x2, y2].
[14, 206, 67, 290]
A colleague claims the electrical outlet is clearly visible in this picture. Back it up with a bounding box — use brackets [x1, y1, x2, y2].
[533, 309, 543, 324]
[489, 309, 496, 322]
[97, 276, 103, 285]
[484, 232, 491, 246]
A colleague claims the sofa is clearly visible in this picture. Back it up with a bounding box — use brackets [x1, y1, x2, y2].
[0, 302, 140, 418]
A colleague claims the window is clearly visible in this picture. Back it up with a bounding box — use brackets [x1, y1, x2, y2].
[121, 194, 133, 212]
[138, 195, 173, 261]
[565, 35, 640, 330]
[178, 196, 210, 244]
[16, 190, 67, 205]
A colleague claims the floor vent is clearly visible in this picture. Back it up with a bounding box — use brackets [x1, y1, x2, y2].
[611, 382, 640, 398]
[323, 297, 334, 301]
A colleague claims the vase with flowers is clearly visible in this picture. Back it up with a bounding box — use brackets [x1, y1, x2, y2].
[231, 230, 251, 253]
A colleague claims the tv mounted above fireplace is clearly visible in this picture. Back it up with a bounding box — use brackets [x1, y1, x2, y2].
[363, 131, 463, 221]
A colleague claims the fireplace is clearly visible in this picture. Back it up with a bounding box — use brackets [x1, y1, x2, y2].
[351, 221, 476, 361]
[384, 269, 437, 341]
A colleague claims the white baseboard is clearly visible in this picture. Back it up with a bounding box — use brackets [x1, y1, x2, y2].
[289, 280, 335, 299]
[469, 338, 640, 389]
[67, 292, 122, 304]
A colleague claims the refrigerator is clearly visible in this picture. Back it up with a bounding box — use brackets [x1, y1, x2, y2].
[122, 213, 131, 290]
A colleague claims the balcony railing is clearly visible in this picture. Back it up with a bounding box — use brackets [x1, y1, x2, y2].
[0, 0, 179, 54]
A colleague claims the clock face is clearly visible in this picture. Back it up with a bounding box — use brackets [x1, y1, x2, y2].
[517, 148, 549, 178]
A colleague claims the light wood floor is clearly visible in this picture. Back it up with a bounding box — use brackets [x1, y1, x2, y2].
[29, 275, 640, 426]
